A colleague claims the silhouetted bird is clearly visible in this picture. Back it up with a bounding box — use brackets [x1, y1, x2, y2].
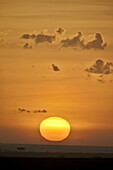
[42, 109, 47, 113]
[52, 64, 60, 71]
[18, 108, 26, 112]
[26, 110, 30, 113]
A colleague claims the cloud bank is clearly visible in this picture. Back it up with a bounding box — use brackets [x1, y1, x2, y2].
[20, 28, 107, 50]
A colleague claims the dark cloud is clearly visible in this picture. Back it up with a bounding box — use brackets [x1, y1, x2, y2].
[20, 30, 107, 50]
[56, 27, 65, 35]
[81, 33, 107, 50]
[61, 32, 83, 48]
[21, 34, 31, 39]
[21, 32, 56, 47]
[21, 32, 55, 44]
[85, 59, 113, 75]
[24, 43, 32, 49]
[31, 34, 36, 39]
[35, 33, 55, 44]
[52, 64, 60, 71]
[21, 34, 36, 39]
[60, 32, 107, 50]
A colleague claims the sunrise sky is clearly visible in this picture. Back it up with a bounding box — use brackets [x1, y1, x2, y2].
[0, 0, 113, 146]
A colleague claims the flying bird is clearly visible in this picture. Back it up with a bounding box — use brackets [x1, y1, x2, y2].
[26, 110, 30, 113]
[18, 108, 26, 112]
[52, 64, 60, 71]
[42, 109, 47, 113]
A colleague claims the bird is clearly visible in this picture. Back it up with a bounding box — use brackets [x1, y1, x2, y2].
[42, 109, 47, 113]
[18, 108, 26, 112]
[52, 64, 60, 71]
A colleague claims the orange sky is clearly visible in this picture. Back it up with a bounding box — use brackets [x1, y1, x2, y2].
[0, 0, 113, 146]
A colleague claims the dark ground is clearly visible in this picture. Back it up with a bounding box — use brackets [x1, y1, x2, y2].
[0, 157, 113, 170]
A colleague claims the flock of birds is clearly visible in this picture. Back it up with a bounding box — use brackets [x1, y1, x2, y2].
[18, 108, 47, 113]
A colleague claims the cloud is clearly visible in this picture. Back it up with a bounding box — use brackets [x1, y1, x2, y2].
[52, 64, 60, 71]
[31, 34, 36, 39]
[21, 32, 56, 47]
[24, 43, 32, 49]
[56, 27, 65, 35]
[20, 29, 107, 50]
[21, 34, 31, 39]
[81, 33, 107, 50]
[60, 32, 107, 50]
[61, 32, 83, 48]
[35, 33, 56, 44]
[21, 34, 36, 39]
[85, 59, 113, 75]
[21, 31, 55, 44]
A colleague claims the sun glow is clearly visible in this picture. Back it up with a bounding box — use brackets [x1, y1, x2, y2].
[39, 117, 71, 141]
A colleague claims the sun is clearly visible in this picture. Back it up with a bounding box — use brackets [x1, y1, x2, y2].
[39, 117, 71, 141]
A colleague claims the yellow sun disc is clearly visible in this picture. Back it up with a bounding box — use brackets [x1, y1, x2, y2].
[39, 117, 71, 141]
